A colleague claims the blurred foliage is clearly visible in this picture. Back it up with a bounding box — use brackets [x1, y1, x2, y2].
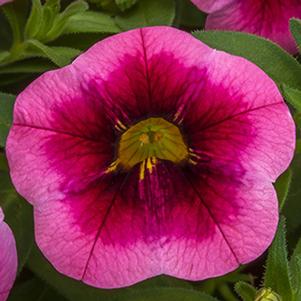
[1, 1, 301, 301]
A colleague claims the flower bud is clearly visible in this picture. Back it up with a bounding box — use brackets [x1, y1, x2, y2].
[255, 288, 282, 301]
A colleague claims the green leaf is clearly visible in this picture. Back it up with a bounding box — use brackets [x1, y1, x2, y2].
[8, 278, 67, 301]
[283, 155, 301, 233]
[234, 281, 256, 301]
[35, 0, 61, 41]
[46, 0, 89, 42]
[289, 237, 301, 299]
[290, 256, 301, 301]
[115, 0, 175, 30]
[282, 85, 301, 112]
[290, 18, 301, 53]
[115, 0, 138, 11]
[264, 217, 293, 300]
[60, 0, 89, 17]
[0, 168, 34, 273]
[63, 11, 120, 34]
[193, 31, 301, 90]
[0, 92, 15, 146]
[275, 169, 293, 210]
[26, 39, 81, 67]
[28, 246, 215, 301]
[24, 0, 44, 39]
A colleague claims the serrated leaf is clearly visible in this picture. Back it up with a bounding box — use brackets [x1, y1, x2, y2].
[264, 217, 293, 300]
[115, 0, 175, 30]
[63, 11, 120, 34]
[289, 237, 301, 299]
[0, 92, 15, 146]
[235, 281, 256, 301]
[0, 168, 34, 273]
[290, 255, 301, 300]
[34, 0, 61, 42]
[26, 39, 81, 67]
[46, 0, 89, 42]
[60, 0, 89, 17]
[24, 0, 43, 39]
[115, 0, 138, 11]
[275, 169, 293, 210]
[282, 85, 301, 112]
[193, 31, 301, 90]
[290, 18, 301, 53]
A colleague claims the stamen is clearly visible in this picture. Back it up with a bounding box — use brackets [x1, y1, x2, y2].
[189, 159, 198, 165]
[188, 149, 201, 166]
[189, 152, 201, 159]
[114, 120, 127, 132]
[139, 160, 146, 181]
[173, 105, 185, 124]
[105, 159, 120, 174]
[146, 157, 153, 174]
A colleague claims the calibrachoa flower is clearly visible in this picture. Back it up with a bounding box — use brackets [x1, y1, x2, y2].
[0, 208, 17, 301]
[191, 0, 301, 54]
[7, 26, 295, 288]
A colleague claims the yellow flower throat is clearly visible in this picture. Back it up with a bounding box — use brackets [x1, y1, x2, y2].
[106, 117, 190, 180]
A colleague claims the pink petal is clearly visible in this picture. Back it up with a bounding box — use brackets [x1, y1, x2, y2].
[160, 166, 279, 278]
[190, 0, 233, 13]
[0, 208, 17, 301]
[35, 162, 278, 287]
[6, 27, 295, 288]
[34, 169, 161, 287]
[7, 126, 114, 206]
[7, 67, 115, 206]
[184, 50, 295, 182]
[204, 0, 301, 53]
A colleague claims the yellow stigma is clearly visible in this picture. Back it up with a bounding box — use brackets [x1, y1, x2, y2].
[106, 117, 189, 180]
